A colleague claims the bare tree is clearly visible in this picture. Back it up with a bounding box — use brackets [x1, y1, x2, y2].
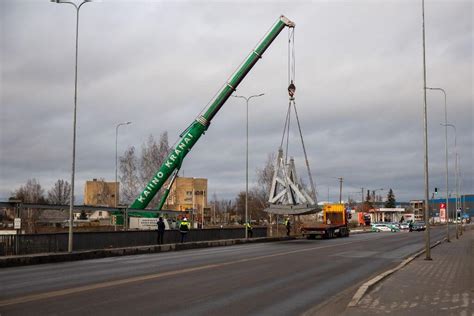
[96, 178, 112, 206]
[255, 152, 276, 206]
[12, 178, 46, 233]
[119, 146, 140, 204]
[139, 133, 170, 206]
[210, 193, 236, 224]
[47, 179, 71, 205]
[119, 133, 170, 206]
[13, 178, 46, 203]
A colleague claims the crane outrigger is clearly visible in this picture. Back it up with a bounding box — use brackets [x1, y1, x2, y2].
[130, 15, 295, 210]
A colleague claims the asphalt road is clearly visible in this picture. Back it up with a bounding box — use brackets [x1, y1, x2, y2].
[0, 227, 447, 316]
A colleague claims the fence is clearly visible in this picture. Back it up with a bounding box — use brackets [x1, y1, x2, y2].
[0, 227, 267, 256]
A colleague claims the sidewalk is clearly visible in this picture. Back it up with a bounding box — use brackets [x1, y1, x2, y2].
[345, 228, 473, 316]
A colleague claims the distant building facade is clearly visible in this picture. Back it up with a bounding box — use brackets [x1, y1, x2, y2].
[164, 177, 208, 222]
[409, 200, 425, 221]
[84, 179, 118, 207]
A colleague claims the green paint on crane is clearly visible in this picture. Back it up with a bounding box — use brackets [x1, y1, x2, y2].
[130, 16, 294, 209]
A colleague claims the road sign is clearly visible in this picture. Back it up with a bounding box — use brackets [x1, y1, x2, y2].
[440, 203, 446, 223]
[14, 218, 21, 229]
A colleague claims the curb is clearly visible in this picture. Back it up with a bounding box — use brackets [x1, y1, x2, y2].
[0, 236, 294, 268]
[347, 238, 444, 308]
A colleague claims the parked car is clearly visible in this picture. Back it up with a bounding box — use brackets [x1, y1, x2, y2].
[372, 224, 395, 232]
[387, 223, 401, 232]
[410, 221, 426, 232]
[399, 222, 410, 230]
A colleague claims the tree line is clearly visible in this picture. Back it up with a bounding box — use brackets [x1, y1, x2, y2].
[10, 128, 398, 225]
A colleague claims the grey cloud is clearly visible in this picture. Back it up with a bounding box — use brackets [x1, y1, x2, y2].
[1, 0, 472, 203]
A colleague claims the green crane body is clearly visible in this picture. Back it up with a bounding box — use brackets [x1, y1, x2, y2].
[130, 15, 295, 210]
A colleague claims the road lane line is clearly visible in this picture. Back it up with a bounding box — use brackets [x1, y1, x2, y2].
[0, 239, 369, 307]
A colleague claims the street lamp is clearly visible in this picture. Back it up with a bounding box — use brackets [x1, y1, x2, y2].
[115, 122, 132, 207]
[441, 123, 459, 239]
[51, 0, 94, 253]
[372, 188, 384, 202]
[427, 87, 450, 242]
[232, 93, 264, 238]
[421, 0, 431, 260]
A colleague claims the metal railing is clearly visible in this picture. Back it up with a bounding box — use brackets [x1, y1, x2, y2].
[0, 227, 267, 256]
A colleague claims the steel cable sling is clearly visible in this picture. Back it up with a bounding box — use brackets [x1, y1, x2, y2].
[279, 27, 317, 202]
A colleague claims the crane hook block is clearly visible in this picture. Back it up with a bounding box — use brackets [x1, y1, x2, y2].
[288, 80, 296, 98]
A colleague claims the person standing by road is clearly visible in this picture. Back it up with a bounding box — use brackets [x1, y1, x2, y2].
[157, 217, 165, 244]
[179, 217, 190, 243]
[244, 222, 253, 238]
[285, 217, 291, 236]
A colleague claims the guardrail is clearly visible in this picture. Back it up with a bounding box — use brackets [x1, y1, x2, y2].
[0, 227, 267, 256]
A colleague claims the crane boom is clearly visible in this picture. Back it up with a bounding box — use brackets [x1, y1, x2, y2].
[130, 15, 295, 209]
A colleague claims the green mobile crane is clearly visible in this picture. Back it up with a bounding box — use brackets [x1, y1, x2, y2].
[130, 15, 295, 210]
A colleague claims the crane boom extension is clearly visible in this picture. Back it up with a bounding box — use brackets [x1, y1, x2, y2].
[130, 15, 295, 209]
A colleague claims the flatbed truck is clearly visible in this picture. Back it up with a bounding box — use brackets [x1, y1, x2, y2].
[301, 203, 350, 239]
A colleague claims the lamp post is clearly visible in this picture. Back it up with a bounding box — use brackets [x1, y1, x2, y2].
[441, 123, 459, 239]
[232, 93, 264, 238]
[338, 177, 343, 203]
[421, 0, 431, 260]
[51, 0, 94, 253]
[372, 188, 384, 203]
[115, 122, 132, 207]
[427, 87, 449, 242]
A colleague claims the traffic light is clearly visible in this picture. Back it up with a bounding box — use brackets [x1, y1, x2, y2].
[434, 187, 438, 195]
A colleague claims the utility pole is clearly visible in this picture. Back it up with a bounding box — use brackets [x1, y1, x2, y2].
[421, 0, 432, 260]
[338, 177, 343, 203]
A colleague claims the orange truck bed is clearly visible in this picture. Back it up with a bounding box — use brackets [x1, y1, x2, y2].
[301, 203, 349, 238]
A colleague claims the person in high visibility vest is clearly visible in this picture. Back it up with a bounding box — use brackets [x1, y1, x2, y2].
[244, 222, 253, 238]
[284, 217, 291, 236]
[179, 217, 190, 243]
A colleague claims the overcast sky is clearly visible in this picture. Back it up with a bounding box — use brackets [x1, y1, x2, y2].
[0, 0, 472, 205]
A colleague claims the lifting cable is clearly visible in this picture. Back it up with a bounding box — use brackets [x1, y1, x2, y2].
[279, 27, 317, 201]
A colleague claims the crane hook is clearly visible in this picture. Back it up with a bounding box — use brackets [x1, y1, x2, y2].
[288, 80, 296, 99]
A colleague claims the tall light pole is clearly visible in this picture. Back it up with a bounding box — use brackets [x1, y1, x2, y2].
[338, 177, 343, 203]
[115, 122, 132, 207]
[51, 0, 94, 253]
[232, 93, 264, 238]
[372, 188, 384, 202]
[421, 0, 431, 260]
[442, 123, 459, 239]
[426, 87, 449, 242]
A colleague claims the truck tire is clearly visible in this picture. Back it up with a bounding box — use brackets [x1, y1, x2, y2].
[343, 227, 349, 237]
[328, 230, 334, 238]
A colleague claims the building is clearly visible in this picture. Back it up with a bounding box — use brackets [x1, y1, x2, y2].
[84, 179, 118, 207]
[164, 177, 209, 223]
[371, 208, 406, 223]
[409, 200, 425, 221]
[429, 194, 474, 219]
